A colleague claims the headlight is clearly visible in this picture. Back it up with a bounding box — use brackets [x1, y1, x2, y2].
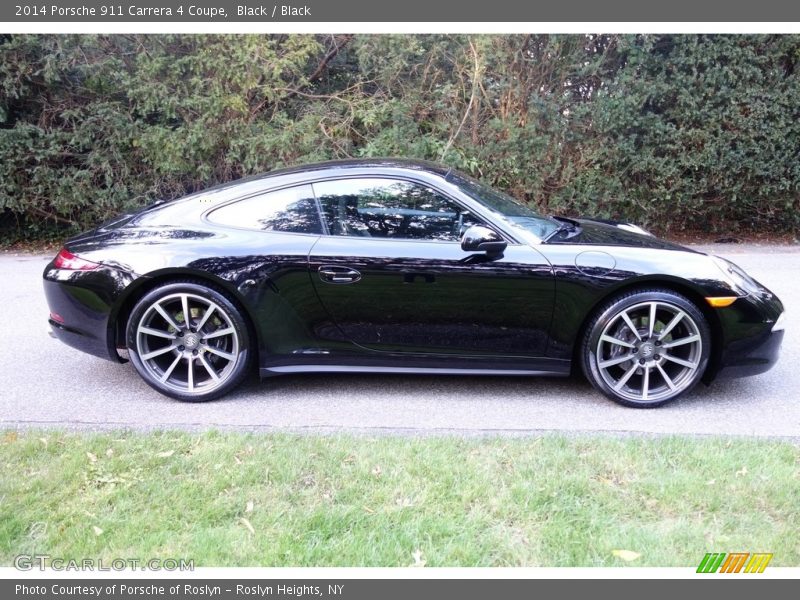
[772, 312, 786, 332]
[711, 255, 757, 295]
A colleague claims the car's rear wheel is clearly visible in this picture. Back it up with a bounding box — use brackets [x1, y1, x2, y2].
[582, 289, 710, 408]
[126, 282, 252, 402]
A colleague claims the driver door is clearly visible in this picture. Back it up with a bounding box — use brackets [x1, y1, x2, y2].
[307, 177, 554, 356]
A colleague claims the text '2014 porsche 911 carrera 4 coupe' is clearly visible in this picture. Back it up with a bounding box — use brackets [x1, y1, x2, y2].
[43, 159, 785, 407]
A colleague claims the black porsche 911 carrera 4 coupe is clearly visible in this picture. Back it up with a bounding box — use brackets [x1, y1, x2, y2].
[43, 159, 785, 407]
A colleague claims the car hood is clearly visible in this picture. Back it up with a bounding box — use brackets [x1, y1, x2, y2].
[547, 217, 698, 253]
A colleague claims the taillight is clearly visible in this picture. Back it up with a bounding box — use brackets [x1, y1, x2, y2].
[53, 248, 100, 271]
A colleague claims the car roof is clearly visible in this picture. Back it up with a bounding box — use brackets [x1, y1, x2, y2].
[241, 157, 452, 182]
[131, 158, 456, 226]
[164, 158, 452, 205]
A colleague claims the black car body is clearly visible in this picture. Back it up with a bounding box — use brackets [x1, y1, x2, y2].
[43, 159, 785, 406]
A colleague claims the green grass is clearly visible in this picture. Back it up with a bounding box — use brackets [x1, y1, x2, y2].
[1, 430, 798, 567]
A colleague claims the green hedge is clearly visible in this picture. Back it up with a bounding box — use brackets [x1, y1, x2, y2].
[1, 34, 798, 241]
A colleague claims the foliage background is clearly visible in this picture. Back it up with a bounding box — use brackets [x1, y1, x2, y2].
[1, 34, 798, 242]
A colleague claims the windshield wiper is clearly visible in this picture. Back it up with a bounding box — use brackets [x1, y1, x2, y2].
[545, 216, 582, 241]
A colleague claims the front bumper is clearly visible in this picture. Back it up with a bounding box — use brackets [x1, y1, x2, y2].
[713, 285, 785, 380]
[715, 327, 784, 379]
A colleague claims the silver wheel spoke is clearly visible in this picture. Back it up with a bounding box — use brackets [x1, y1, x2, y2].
[138, 326, 175, 340]
[198, 354, 220, 382]
[205, 346, 236, 361]
[186, 357, 194, 391]
[181, 294, 191, 329]
[204, 327, 235, 340]
[601, 335, 635, 349]
[599, 354, 636, 369]
[642, 366, 651, 400]
[662, 334, 700, 349]
[141, 344, 177, 361]
[662, 353, 698, 369]
[658, 311, 685, 340]
[620, 311, 642, 341]
[613, 364, 639, 391]
[154, 303, 183, 332]
[196, 305, 216, 331]
[648, 302, 657, 337]
[160, 354, 183, 383]
[656, 363, 677, 391]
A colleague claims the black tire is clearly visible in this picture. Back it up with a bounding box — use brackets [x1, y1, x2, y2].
[581, 289, 711, 408]
[126, 281, 253, 402]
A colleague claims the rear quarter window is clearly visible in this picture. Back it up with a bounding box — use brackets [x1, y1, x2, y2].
[207, 184, 321, 234]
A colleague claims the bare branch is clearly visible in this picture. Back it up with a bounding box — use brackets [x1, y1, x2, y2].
[440, 38, 481, 161]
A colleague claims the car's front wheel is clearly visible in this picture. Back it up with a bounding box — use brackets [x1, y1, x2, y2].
[126, 282, 252, 402]
[582, 289, 710, 408]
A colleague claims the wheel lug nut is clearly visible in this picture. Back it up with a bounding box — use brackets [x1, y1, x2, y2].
[639, 358, 645, 365]
[654, 354, 661, 360]
[178, 345, 185, 351]
[192, 349, 198, 356]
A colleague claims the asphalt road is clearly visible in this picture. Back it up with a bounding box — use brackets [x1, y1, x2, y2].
[2, 244, 798, 437]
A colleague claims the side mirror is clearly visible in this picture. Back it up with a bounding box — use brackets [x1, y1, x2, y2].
[460, 225, 507, 255]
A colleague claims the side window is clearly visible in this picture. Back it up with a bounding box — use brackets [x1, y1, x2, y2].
[313, 178, 483, 242]
[207, 184, 321, 234]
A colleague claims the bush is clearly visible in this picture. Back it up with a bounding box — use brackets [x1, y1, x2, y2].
[1, 34, 798, 242]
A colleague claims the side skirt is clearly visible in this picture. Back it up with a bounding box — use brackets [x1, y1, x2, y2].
[260, 365, 570, 378]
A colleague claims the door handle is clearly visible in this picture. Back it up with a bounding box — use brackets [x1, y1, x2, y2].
[318, 266, 362, 284]
[403, 273, 436, 284]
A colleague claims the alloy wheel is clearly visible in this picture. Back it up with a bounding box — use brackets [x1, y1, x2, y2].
[595, 300, 703, 404]
[135, 292, 241, 396]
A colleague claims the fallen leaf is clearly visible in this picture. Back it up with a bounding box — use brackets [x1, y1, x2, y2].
[106, 448, 114, 457]
[28, 522, 47, 538]
[363, 506, 375, 514]
[240, 517, 255, 535]
[395, 496, 414, 508]
[371, 465, 382, 477]
[411, 549, 426, 567]
[736, 466, 748, 477]
[86, 452, 97, 463]
[706, 479, 716, 486]
[92, 526, 104, 536]
[38, 438, 48, 447]
[157, 450, 175, 458]
[245, 500, 254, 513]
[234, 455, 243, 465]
[612, 549, 641, 562]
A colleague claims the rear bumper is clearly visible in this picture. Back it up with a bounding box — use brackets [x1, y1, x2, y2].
[47, 314, 115, 360]
[43, 262, 136, 362]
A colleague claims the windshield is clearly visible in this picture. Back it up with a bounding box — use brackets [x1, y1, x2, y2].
[447, 171, 560, 240]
